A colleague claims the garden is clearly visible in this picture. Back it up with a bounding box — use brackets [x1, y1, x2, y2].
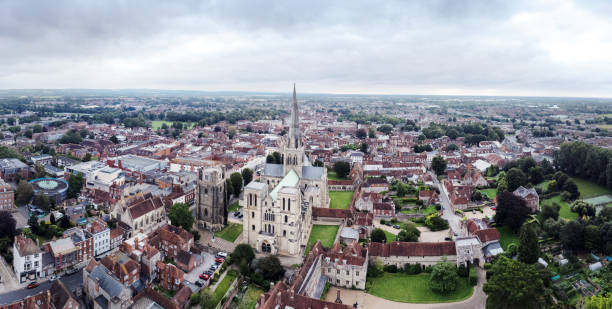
[304, 224, 339, 256]
[329, 191, 353, 209]
[215, 223, 243, 242]
[366, 261, 475, 303]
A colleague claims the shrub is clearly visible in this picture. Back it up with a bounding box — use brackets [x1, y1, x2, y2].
[457, 264, 469, 277]
[190, 293, 200, 305]
[435, 204, 442, 211]
[404, 263, 422, 274]
[380, 219, 386, 225]
[469, 274, 478, 286]
[384, 265, 398, 273]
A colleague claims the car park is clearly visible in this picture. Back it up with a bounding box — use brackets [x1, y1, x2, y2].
[27, 282, 39, 289]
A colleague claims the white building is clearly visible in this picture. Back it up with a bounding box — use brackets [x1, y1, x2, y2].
[89, 219, 111, 256]
[13, 235, 43, 283]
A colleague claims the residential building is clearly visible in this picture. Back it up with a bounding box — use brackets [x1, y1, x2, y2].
[0, 158, 29, 182]
[0, 178, 14, 210]
[156, 261, 184, 291]
[83, 260, 133, 309]
[13, 235, 43, 283]
[513, 186, 540, 212]
[89, 218, 111, 256]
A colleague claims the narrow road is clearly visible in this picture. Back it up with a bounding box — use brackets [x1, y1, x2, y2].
[430, 172, 464, 236]
[0, 270, 83, 305]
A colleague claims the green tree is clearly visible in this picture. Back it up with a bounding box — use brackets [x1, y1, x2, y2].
[431, 155, 447, 175]
[35, 193, 51, 212]
[541, 203, 560, 221]
[494, 192, 530, 231]
[360, 143, 368, 154]
[377, 124, 393, 135]
[333, 161, 351, 179]
[228, 128, 236, 139]
[518, 224, 539, 264]
[15, 180, 34, 206]
[50, 212, 56, 225]
[570, 200, 595, 217]
[83, 153, 92, 161]
[506, 168, 527, 192]
[368, 127, 376, 138]
[584, 225, 601, 252]
[67, 173, 84, 199]
[429, 262, 458, 294]
[199, 290, 215, 309]
[33, 164, 46, 178]
[313, 159, 324, 167]
[561, 220, 584, 251]
[232, 243, 255, 264]
[225, 178, 234, 201]
[168, 203, 194, 231]
[24, 129, 33, 139]
[0, 211, 17, 238]
[230, 172, 243, 197]
[28, 214, 40, 235]
[371, 228, 387, 243]
[241, 168, 253, 186]
[356, 128, 367, 139]
[580, 294, 612, 309]
[109, 135, 119, 144]
[397, 224, 420, 242]
[258, 255, 285, 281]
[483, 256, 545, 309]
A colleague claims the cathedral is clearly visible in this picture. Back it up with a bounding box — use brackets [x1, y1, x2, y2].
[241, 85, 329, 256]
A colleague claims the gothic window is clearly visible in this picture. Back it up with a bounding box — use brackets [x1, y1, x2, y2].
[251, 212, 254, 218]
[254, 195, 257, 205]
[252, 225, 255, 231]
[204, 188, 208, 194]
[282, 198, 285, 209]
[249, 193, 252, 206]
[283, 230, 286, 236]
[284, 215, 288, 223]
[204, 208, 208, 217]
[272, 225, 275, 233]
[288, 199, 291, 209]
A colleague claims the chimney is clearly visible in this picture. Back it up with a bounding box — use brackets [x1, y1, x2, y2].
[95, 278, 100, 292]
[275, 292, 282, 305]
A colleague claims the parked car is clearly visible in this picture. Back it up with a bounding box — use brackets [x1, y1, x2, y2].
[392, 225, 400, 229]
[195, 280, 204, 287]
[66, 268, 79, 275]
[210, 264, 218, 271]
[238, 214, 243, 219]
[472, 210, 476, 214]
[217, 252, 228, 258]
[49, 275, 59, 281]
[385, 222, 392, 226]
[444, 237, 451, 241]
[205, 270, 214, 275]
[215, 257, 225, 264]
[234, 211, 240, 216]
[27, 282, 39, 289]
[491, 207, 496, 211]
[199, 273, 209, 280]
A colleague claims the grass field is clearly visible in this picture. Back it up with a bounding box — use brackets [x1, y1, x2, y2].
[480, 188, 497, 200]
[383, 230, 397, 242]
[329, 191, 353, 209]
[151, 120, 196, 130]
[366, 272, 473, 303]
[400, 205, 437, 215]
[327, 171, 347, 180]
[541, 195, 577, 220]
[305, 225, 339, 256]
[228, 201, 241, 213]
[209, 270, 237, 308]
[239, 286, 264, 309]
[574, 178, 612, 198]
[214, 223, 243, 242]
[497, 226, 520, 250]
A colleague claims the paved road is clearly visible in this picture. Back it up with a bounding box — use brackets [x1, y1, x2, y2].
[430, 172, 464, 236]
[0, 270, 83, 305]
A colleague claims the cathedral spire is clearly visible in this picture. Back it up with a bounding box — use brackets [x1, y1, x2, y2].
[288, 83, 301, 149]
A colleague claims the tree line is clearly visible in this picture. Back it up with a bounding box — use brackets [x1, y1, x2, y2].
[554, 141, 612, 189]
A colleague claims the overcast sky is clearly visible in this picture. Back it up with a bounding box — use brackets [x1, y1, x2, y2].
[1, 0, 612, 97]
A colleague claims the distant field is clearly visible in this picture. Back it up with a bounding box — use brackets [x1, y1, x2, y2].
[574, 178, 612, 198]
[596, 124, 612, 130]
[151, 120, 196, 130]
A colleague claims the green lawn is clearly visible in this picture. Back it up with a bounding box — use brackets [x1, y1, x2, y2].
[151, 120, 196, 130]
[329, 191, 353, 209]
[239, 286, 263, 309]
[574, 178, 612, 198]
[209, 270, 237, 307]
[497, 226, 520, 250]
[480, 188, 497, 200]
[400, 205, 437, 215]
[228, 201, 241, 213]
[327, 171, 347, 180]
[383, 230, 398, 242]
[305, 225, 339, 256]
[366, 272, 473, 303]
[541, 195, 577, 220]
[214, 223, 243, 242]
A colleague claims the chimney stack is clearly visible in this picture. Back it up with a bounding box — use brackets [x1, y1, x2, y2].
[335, 290, 342, 304]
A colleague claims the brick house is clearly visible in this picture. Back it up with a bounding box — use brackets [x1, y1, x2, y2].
[149, 225, 193, 259]
[0, 178, 14, 210]
[156, 261, 184, 291]
[513, 186, 539, 213]
[418, 190, 439, 205]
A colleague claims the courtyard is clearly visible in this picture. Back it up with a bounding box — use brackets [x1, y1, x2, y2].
[214, 223, 243, 242]
[305, 224, 339, 255]
[329, 191, 353, 209]
[365, 272, 474, 303]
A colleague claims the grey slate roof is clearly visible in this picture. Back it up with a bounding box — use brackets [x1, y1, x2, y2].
[89, 265, 124, 298]
[263, 164, 284, 177]
[302, 166, 324, 180]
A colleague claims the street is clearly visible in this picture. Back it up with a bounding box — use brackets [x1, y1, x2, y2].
[430, 171, 464, 237]
[0, 269, 83, 305]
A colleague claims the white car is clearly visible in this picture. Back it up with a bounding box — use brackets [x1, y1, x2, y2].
[217, 252, 228, 258]
[49, 275, 59, 281]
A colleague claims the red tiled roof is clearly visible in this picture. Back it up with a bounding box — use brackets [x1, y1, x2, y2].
[474, 228, 501, 243]
[369, 241, 456, 257]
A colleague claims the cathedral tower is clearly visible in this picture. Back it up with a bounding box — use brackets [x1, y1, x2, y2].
[283, 84, 305, 176]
